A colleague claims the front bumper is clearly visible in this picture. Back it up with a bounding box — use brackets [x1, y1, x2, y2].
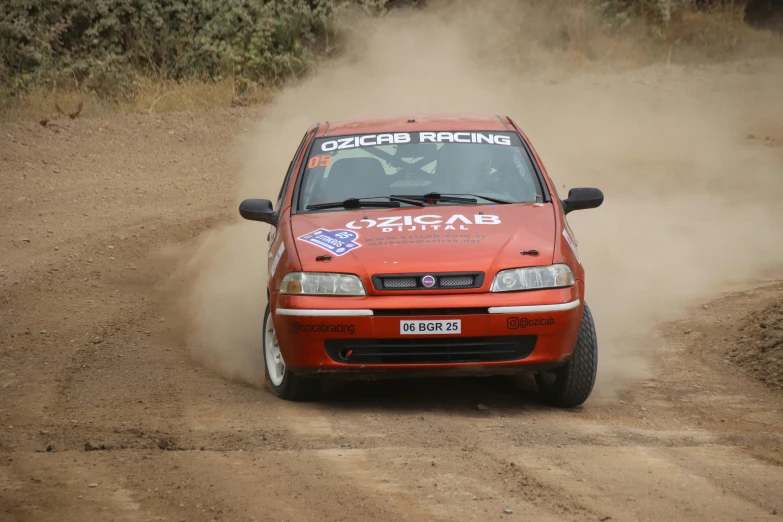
[271, 286, 584, 376]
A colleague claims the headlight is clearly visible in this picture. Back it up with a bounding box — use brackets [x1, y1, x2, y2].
[490, 264, 574, 292]
[280, 272, 366, 296]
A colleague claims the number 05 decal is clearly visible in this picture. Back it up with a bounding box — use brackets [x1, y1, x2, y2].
[308, 155, 331, 168]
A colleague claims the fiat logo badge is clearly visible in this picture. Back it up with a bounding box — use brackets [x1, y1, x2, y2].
[421, 275, 436, 288]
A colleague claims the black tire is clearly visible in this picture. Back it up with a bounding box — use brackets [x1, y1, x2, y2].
[263, 304, 321, 402]
[534, 302, 598, 408]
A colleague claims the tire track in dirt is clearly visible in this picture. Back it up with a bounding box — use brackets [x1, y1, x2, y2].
[2, 98, 783, 521]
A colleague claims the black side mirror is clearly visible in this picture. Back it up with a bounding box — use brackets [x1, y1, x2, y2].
[239, 199, 278, 225]
[562, 188, 604, 214]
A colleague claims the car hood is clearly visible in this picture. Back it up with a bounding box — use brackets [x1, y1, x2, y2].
[290, 204, 556, 289]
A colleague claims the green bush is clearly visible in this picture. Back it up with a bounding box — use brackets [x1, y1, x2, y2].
[0, 0, 381, 97]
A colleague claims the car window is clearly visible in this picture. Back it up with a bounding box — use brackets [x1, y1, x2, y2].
[297, 131, 543, 211]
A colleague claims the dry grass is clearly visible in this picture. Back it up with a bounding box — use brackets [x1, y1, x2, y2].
[486, 0, 782, 68]
[409, 0, 782, 81]
[663, 2, 783, 61]
[0, 77, 277, 123]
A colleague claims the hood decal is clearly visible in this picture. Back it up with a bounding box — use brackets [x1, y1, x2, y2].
[346, 213, 501, 233]
[562, 229, 581, 264]
[362, 232, 487, 248]
[291, 204, 556, 273]
[297, 228, 361, 257]
[269, 242, 285, 276]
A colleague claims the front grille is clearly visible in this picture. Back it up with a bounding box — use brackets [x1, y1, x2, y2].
[440, 275, 473, 287]
[325, 336, 536, 365]
[383, 277, 416, 289]
[373, 272, 484, 291]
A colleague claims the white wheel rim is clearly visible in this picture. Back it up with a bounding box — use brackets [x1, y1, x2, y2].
[264, 310, 285, 386]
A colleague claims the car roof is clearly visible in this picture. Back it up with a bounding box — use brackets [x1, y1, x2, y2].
[316, 113, 514, 137]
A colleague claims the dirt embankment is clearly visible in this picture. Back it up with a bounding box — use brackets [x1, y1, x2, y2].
[729, 294, 783, 389]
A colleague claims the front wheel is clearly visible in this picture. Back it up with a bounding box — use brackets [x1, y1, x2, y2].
[534, 302, 598, 408]
[263, 304, 321, 401]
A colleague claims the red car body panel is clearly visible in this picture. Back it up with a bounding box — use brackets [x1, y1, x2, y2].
[262, 113, 588, 377]
[291, 204, 558, 277]
[271, 286, 583, 374]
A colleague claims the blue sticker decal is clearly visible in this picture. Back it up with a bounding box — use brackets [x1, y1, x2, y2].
[297, 229, 361, 256]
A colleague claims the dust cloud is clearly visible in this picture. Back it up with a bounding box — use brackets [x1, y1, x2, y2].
[170, 0, 783, 394]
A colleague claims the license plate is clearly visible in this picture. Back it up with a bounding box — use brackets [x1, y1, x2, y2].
[400, 319, 462, 335]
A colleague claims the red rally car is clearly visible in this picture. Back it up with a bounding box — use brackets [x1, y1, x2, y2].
[239, 113, 604, 407]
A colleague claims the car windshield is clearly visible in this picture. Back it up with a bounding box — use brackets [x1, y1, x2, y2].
[297, 131, 544, 211]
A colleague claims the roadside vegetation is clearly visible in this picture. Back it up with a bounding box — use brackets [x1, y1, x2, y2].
[1, 0, 781, 121]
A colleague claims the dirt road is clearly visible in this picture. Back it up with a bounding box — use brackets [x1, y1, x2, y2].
[2, 63, 783, 520]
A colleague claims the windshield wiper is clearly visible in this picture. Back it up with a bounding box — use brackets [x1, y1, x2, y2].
[306, 196, 425, 211]
[394, 192, 512, 205]
[390, 192, 476, 204]
[457, 193, 512, 204]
